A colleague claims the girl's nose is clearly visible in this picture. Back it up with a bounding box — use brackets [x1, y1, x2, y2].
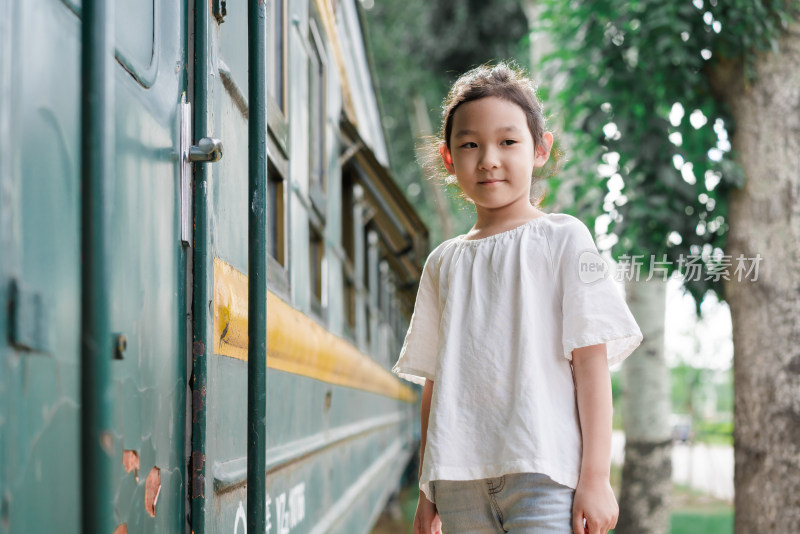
[478, 148, 500, 170]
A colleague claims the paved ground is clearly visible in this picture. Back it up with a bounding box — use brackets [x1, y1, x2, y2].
[611, 431, 734, 502]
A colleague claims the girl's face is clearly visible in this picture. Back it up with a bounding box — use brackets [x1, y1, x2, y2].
[441, 96, 552, 216]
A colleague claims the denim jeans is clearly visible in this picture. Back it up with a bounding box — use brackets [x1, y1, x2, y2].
[430, 473, 575, 533]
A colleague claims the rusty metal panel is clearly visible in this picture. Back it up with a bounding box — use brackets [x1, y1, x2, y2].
[106, 0, 188, 530]
[0, 0, 10, 521]
[192, 0, 421, 531]
[1, 0, 188, 531]
[1, 0, 422, 531]
[1, 0, 83, 531]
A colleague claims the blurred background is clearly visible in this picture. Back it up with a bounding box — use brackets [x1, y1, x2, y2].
[362, 1, 800, 533]
[2, 0, 797, 532]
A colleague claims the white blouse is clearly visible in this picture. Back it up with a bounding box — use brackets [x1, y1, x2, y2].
[392, 212, 643, 503]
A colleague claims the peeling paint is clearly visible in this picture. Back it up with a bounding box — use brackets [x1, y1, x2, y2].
[100, 431, 113, 454]
[192, 451, 206, 499]
[122, 450, 140, 483]
[192, 386, 206, 423]
[192, 473, 205, 499]
[192, 451, 205, 471]
[113, 524, 128, 534]
[144, 467, 161, 517]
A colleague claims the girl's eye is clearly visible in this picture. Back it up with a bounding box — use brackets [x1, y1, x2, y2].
[460, 142, 477, 149]
[501, 139, 517, 146]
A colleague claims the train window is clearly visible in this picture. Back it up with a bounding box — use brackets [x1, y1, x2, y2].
[266, 133, 290, 297]
[308, 17, 327, 213]
[342, 174, 355, 265]
[378, 259, 389, 318]
[267, 161, 285, 266]
[309, 223, 325, 319]
[342, 171, 357, 337]
[268, 0, 286, 112]
[365, 229, 379, 348]
[266, 0, 289, 154]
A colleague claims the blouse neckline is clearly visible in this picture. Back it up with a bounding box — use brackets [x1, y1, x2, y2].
[455, 213, 553, 245]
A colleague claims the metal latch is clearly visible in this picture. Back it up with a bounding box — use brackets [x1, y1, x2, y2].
[179, 94, 223, 247]
[189, 137, 223, 163]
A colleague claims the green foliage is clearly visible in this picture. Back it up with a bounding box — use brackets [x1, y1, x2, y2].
[670, 509, 733, 534]
[361, 0, 530, 244]
[535, 0, 799, 312]
[714, 368, 733, 414]
[670, 363, 732, 445]
[417, 0, 530, 81]
[694, 419, 733, 446]
[711, 0, 800, 81]
[671, 362, 706, 416]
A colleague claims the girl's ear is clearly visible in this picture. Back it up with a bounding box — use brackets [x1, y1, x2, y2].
[440, 143, 455, 174]
[533, 131, 554, 168]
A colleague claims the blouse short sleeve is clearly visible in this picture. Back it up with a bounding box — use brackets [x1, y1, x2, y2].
[556, 217, 643, 367]
[392, 252, 441, 386]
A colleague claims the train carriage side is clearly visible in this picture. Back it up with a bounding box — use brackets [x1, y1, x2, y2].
[196, 1, 428, 532]
[1, 0, 191, 531]
[0, 0, 426, 532]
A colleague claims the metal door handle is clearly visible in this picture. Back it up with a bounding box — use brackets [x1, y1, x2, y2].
[189, 137, 223, 162]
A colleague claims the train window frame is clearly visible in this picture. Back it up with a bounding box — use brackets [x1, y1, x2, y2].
[308, 14, 327, 218]
[267, 134, 290, 299]
[267, 0, 289, 156]
[364, 227, 379, 351]
[341, 169, 358, 341]
[309, 220, 326, 321]
[113, 0, 157, 88]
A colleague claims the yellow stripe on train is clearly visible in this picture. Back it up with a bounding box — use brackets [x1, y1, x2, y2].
[213, 257, 417, 403]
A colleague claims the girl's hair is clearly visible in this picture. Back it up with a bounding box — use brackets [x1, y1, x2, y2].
[419, 61, 564, 207]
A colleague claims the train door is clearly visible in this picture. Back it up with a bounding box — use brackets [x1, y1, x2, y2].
[102, 1, 191, 531]
[188, 2, 259, 533]
[187, 2, 429, 533]
[1, 0, 190, 532]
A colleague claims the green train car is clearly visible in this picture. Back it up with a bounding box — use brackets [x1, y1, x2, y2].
[0, 0, 428, 532]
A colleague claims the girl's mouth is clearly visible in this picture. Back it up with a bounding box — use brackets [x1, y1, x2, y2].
[479, 180, 504, 185]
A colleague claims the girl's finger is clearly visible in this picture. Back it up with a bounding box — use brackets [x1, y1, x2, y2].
[572, 512, 583, 534]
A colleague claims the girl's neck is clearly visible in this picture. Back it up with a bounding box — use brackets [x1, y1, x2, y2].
[468, 204, 546, 238]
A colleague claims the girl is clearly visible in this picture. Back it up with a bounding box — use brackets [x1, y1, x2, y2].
[392, 62, 643, 534]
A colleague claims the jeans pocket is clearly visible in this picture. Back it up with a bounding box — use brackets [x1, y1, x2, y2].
[429, 480, 436, 503]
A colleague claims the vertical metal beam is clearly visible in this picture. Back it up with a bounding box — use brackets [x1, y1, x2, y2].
[80, 0, 114, 532]
[191, 0, 210, 531]
[248, 0, 268, 532]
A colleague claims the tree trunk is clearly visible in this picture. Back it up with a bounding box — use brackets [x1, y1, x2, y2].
[708, 21, 800, 533]
[617, 278, 671, 534]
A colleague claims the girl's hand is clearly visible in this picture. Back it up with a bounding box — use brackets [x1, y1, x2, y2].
[571, 475, 618, 534]
[413, 489, 442, 534]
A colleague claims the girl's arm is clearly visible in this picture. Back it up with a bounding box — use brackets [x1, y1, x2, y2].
[419, 378, 434, 480]
[413, 379, 441, 534]
[571, 343, 618, 534]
